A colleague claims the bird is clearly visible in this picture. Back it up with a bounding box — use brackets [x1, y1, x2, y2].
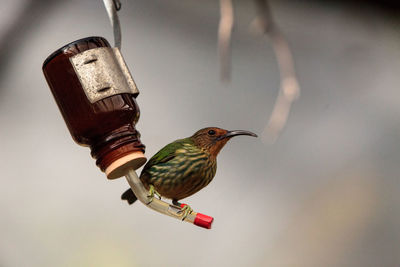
[121, 127, 257, 218]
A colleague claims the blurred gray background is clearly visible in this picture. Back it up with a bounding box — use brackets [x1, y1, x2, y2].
[1, 0, 399, 266]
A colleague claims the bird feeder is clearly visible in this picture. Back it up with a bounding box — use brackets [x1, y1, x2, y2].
[42, 36, 213, 229]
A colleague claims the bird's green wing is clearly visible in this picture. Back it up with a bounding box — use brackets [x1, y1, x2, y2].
[142, 138, 192, 171]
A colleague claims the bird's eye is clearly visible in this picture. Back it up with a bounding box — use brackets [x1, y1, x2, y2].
[208, 130, 216, 135]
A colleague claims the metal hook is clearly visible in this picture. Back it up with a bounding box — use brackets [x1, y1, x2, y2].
[103, 0, 122, 49]
[114, 0, 121, 11]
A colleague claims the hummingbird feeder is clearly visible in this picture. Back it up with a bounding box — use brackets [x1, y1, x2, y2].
[41, 0, 213, 229]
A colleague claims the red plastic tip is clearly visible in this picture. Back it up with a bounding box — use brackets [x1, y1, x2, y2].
[180, 203, 213, 229]
[194, 213, 214, 229]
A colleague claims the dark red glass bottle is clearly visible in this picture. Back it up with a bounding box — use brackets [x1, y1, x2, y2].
[43, 36, 146, 179]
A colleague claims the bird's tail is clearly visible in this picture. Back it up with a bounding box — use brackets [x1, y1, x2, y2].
[121, 188, 138, 205]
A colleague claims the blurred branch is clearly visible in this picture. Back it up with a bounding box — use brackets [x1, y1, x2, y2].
[251, 0, 300, 144]
[218, 0, 234, 82]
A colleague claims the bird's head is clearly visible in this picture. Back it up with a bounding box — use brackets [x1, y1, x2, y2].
[191, 127, 257, 157]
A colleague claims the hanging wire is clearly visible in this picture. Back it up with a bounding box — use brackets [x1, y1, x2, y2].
[218, 0, 234, 82]
[103, 0, 122, 49]
[251, 0, 300, 144]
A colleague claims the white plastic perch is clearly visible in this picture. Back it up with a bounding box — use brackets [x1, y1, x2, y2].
[125, 169, 213, 229]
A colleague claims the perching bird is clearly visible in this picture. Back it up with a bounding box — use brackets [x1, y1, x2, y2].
[121, 127, 257, 216]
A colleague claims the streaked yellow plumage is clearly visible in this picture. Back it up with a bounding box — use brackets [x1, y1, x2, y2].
[121, 127, 257, 204]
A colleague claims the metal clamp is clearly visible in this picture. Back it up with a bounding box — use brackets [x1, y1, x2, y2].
[70, 47, 139, 103]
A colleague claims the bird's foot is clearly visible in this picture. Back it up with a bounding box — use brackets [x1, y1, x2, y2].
[172, 200, 193, 221]
[147, 185, 161, 203]
[178, 204, 193, 221]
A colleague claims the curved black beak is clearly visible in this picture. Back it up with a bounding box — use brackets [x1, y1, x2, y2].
[217, 130, 258, 140]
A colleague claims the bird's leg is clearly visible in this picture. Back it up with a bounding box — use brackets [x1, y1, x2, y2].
[173, 199, 193, 221]
[147, 184, 161, 203]
[172, 199, 181, 206]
